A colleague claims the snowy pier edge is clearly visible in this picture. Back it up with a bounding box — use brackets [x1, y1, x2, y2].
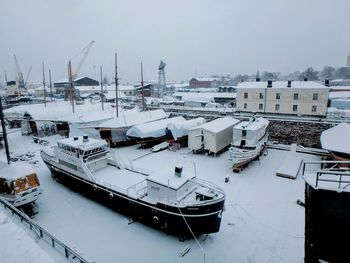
[0, 197, 90, 263]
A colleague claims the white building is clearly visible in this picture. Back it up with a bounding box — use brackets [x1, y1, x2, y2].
[236, 80, 330, 116]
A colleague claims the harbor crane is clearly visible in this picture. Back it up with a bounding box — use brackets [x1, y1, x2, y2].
[71, 40, 95, 79]
[13, 54, 25, 89]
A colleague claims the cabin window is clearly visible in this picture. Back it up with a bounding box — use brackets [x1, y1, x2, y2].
[293, 105, 298, 112]
[294, 93, 299, 100]
[313, 93, 318, 100]
[259, 103, 263, 110]
[276, 93, 280, 100]
[275, 104, 280, 111]
[59, 160, 78, 171]
[244, 92, 248, 99]
[312, 105, 317, 112]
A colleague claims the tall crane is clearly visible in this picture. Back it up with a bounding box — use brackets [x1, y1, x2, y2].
[24, 66, 32, 87]
[71, 40, 95, 79]
[13, 54, 25, 89]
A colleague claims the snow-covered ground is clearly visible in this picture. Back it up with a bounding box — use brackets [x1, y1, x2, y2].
[0, 129, 320, 263]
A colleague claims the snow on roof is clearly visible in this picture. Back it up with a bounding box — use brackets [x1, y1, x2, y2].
[201, 117, 240, 133]
[98, 109, 167, 129]
[236, 81, 329, 89]
[192, 77, 218, 82]
[173, 92, 236, 102]
[234, 117, 269, 131]
[329, 91, 350, 99]
[147, 171, 195, 190]
[126, 116, 186, 139]
[167, 117, 206, 140]
[0, 161, 36, 181]
[103, 91, 126, 99]
[4, 101, 117, 123]
[320, 123, 350, 154]
[58, 135, 107, 151]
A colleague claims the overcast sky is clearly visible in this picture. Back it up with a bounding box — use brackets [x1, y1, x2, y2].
[0, 0, 349, 84]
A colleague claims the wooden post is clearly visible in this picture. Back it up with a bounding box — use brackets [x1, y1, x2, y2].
[0, 96, 10, 164]
[49, 69, 53, 101]
[68, 61, 75, 114]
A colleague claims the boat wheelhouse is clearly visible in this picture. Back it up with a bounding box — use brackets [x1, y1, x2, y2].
[0, 162, 42, 207]
[40, 135, 225, 236]
[229, 116, 269, 171]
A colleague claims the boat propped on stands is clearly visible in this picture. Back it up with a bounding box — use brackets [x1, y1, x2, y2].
[229, 116, 269, 171]
[40, 135, 225, 236]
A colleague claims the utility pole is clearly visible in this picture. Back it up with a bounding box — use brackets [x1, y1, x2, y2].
[114, 52, 119, 118]
[0, 96, 10, 164]
[140, 61, 145, 111]
[49, 69, 53, 101]
[100, 66, 104, 111]
[4, 71, 8, 84]
[68, 61, 75, 114]
[42, 62, 46, 107]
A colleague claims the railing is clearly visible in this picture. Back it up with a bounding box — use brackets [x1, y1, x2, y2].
[302, 160, 350, 190]
[0, 197, 90, 263]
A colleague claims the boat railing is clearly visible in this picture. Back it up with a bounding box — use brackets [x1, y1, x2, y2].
[302, 160, 350, 189]
[80, 161, 96, 183]
[229, 147, 256, 159]
[127, 180, 148, 198]
[0, 197, 90, 263]
[190, 178, 225, 196]
[84, 150, 109, 163]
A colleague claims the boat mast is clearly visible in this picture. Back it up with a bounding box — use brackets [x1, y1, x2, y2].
[100, 66, 104, 111]
[68, 61, 75, 114]
[42, 62, 46, 108]
[0, 96, 10, 164]
[49, 69, 53, 101]
[114, 52, 119, 118]
[141, 61, 145, 111]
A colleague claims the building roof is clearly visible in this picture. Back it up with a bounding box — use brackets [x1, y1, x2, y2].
[320, 123, 350, 154]
[191, 77, 218, 82]
[58, 136, 107, 151]
[173, 92, 236, 102]
[200, 117, 240, 133]
[236, 81, 329, 89]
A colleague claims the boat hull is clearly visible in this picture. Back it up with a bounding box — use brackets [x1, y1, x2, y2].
[43, 161, 224, 237]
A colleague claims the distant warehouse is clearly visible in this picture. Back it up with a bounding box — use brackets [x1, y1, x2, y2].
[236, 80, 330, 117]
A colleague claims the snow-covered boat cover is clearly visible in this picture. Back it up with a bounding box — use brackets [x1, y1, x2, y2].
[201, 117, 240, 134]
[232, 117, 269, 147]
[98, 109, 167, 129]
[4, 101, 117, 124]
[167, 117, 206, 140]
[126, 116, 186, 139]
[0, 161, 35, 181]
[320, 122, 350, 154]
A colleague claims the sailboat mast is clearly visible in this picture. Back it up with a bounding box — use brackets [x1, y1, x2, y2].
[141, 61, 145, 111]
[115, 52, 119, 118]
[68, 61, 75, 114]
[42, 62, 46, 107]
[0, 96, 10, 164]
[100, 66, 104, 111]
[49, 69, 53, 101]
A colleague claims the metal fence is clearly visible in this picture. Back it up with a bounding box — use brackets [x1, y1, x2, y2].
[0, 198, 90, 263]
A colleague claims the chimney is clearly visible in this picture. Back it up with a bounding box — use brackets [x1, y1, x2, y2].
[256, 78, 260, 82]
[267, 80, 273, 88]
[304, 78, 308, 81]
[175, 165, 183, 177]
[73, 136, 79, 141]
[287, 80, 292, 88]
[325, 79, 330, 87]
[83, 134, 89, 142]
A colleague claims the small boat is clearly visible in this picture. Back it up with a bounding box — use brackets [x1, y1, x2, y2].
[0, 162, 42, 207]
[40, 135, 225, 236]
[229, 116, 269, 171]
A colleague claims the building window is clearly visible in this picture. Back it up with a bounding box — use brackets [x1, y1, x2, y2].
[293, 105, 298, 112]
[244, 92, 248, 99]
[276, 93, 280, 100]
[312, 105, 317, 112]
[244, 103, 247, 109]
[294, 93, 298, 100]
[275, 104, 280, 111]
[259, 93, 264, 99]
[313, 93, 318, 100]
[259, 103, 263, 110]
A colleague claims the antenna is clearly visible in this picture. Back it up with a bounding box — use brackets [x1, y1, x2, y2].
[100, 66, 104, 111]
[141, 61, 145, 111]
[49, 69, 53, 101]
[68, 61, 75, 113]
[114, 52, 119, 117]
[42, 62, 46, 108]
